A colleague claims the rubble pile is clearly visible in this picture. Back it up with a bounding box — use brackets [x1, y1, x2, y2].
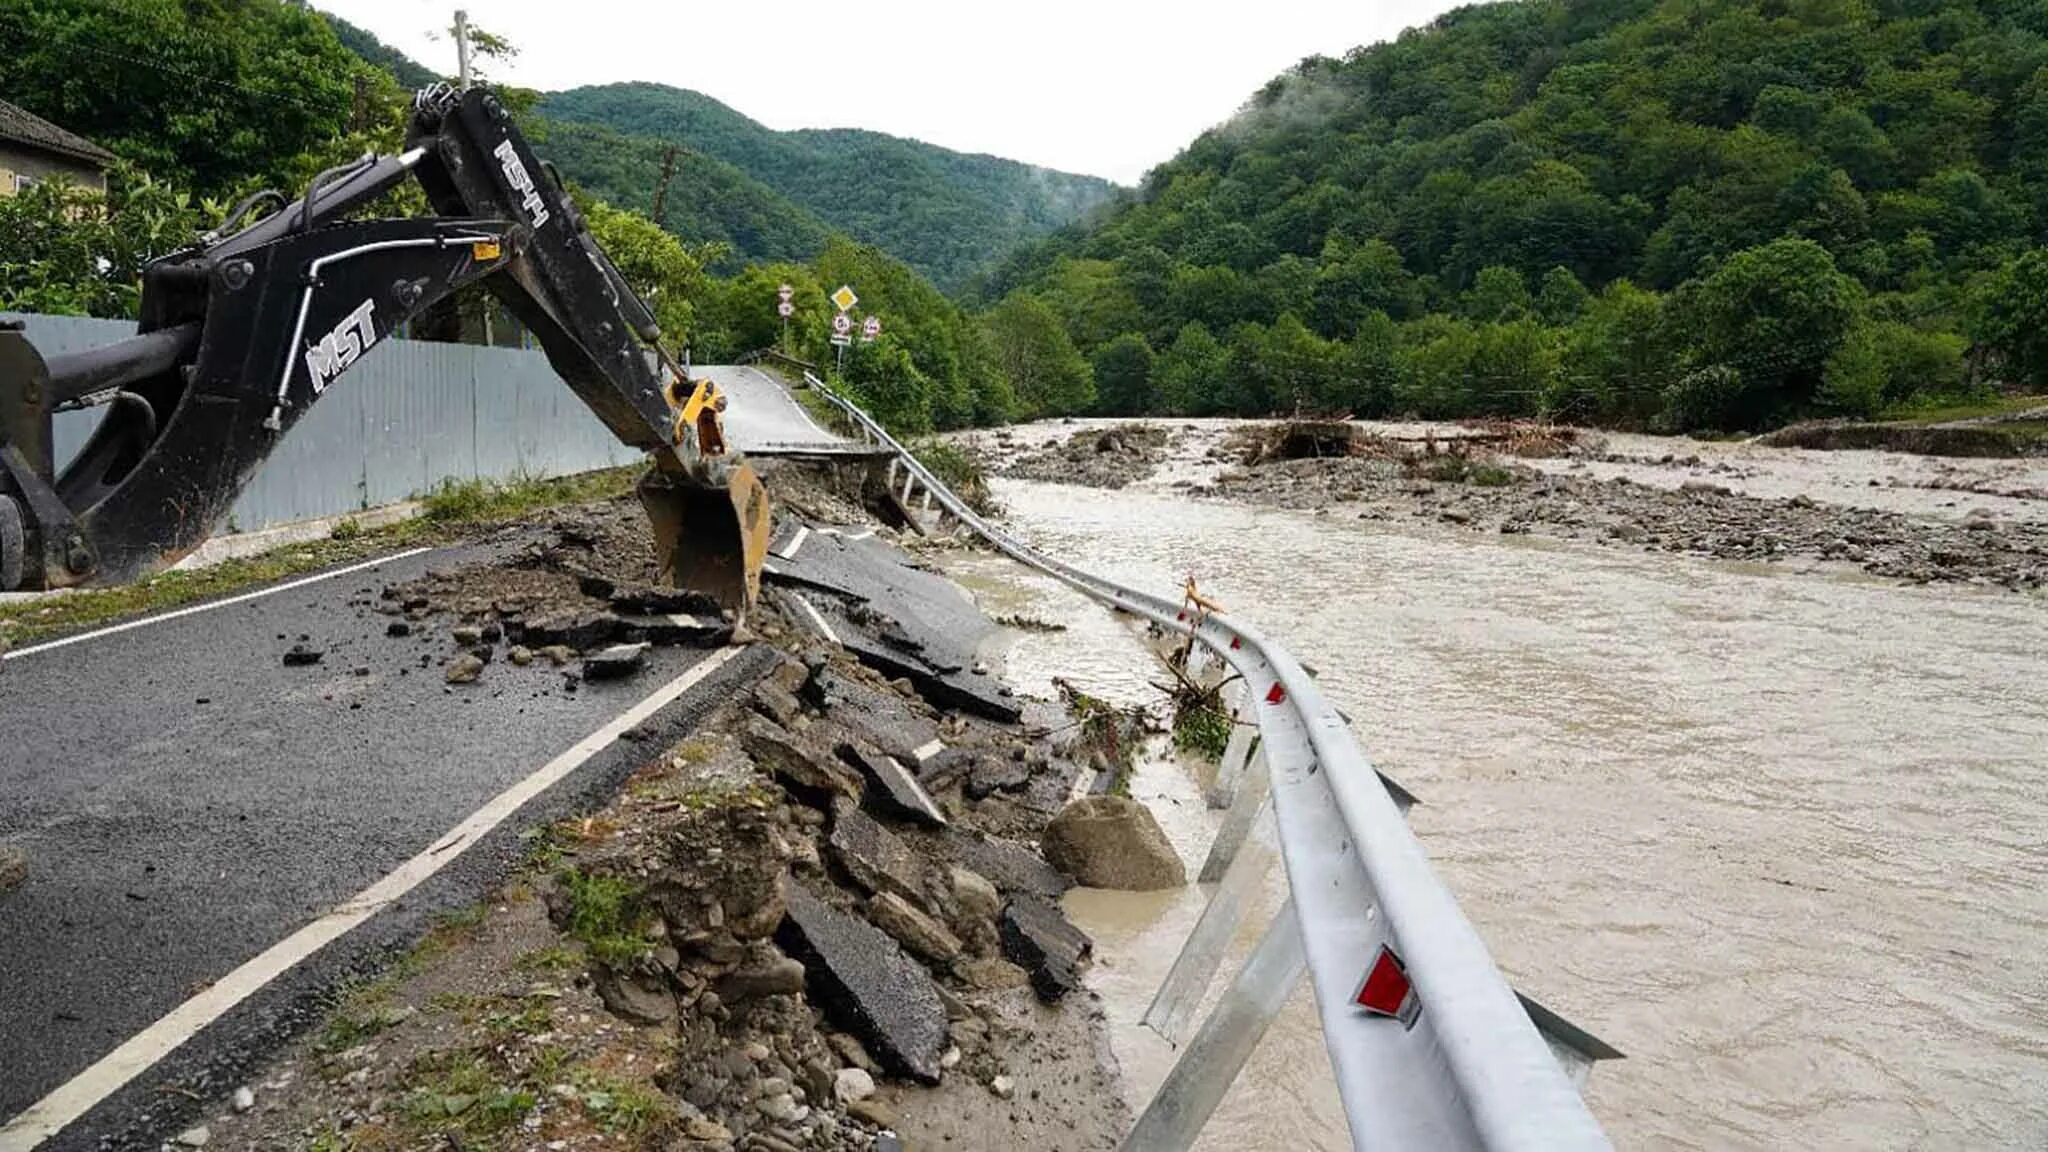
[998, 425, 1178, 489]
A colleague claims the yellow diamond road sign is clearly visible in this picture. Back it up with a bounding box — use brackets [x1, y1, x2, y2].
[831, 285, 859, 312]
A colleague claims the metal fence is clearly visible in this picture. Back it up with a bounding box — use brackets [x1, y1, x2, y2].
[798, 369, 1617, 1152]
[4, 313, 641, 534]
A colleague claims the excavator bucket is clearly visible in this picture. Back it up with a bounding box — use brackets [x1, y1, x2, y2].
[637, 462, 772, 617]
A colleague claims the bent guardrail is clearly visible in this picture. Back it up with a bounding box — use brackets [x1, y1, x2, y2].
[795, 371, 1614, 1152]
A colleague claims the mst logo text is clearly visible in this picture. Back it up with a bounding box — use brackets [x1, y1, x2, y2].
[304, 299, 377, 394]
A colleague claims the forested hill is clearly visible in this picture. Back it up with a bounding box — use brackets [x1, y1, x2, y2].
[982, 0, 2048, 432]
[539, 83, 1120, 292]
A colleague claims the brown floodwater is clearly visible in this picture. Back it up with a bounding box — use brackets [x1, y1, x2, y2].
[939, 463, 2048, 1152]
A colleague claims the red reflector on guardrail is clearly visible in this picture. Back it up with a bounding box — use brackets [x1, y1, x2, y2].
[1265, 683, 1286, 705]
[1230, 637, 1241, 650]
[1356, 945, 1416, 1022]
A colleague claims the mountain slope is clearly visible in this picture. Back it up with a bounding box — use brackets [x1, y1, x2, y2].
[321, 11, 439, 90]
[982, 0, 2048, 430]
[539, 82, 1119, 291]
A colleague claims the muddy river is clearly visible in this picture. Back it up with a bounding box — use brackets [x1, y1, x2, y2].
[940, 430, 2048, 1151]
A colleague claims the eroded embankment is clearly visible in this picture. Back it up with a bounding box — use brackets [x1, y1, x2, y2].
[190, 461, 1142, 1152]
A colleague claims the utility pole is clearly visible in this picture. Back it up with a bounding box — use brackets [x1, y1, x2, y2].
[454, 9, 472, 88]
[651, 144, 679, 228]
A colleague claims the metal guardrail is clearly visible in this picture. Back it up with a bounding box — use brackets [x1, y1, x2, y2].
[795, 370, 1614, 1151]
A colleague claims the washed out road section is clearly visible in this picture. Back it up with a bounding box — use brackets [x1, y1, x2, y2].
[0, 541, 751, 1145]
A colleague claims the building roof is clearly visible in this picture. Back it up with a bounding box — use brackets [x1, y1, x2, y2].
[0, 98, 116, 167]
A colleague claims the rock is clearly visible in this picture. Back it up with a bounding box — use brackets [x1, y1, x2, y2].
[1964, 508, 1998, 531]
[1000, 893, 1093, 1002]
[538, 644, 575, 666]
[444, 653, 485, 684]
[231, 1086, 255, 1113]
[989, 1075, 1016, 1100]
[827, 801, 926, 905]
[385, 621, 411, 638]
[591, 965, 676, 1025]
[1041, 795, 1186, 890]
[828, 1032, 878, 1073]
[743, 718, 863, 806]
[718, 952, 808, 1001]
[963, 756, 1030, 801]
[956, 956, 1029, 990]
[833, 1067, 876, 1103]
[753, 681, 804, 727]
[522, 611, 623, 651]
[1439, 508, 1472, 525]
[171, 1125, 210, 1147]
[451, 625, 483, 645]
[774, 881, 948, 1083]
[281, 643, 323, 667]
[867, 891, 962, 963]
[582, 642, 648, 681]
[944, 829, 1068, 900]
[682, 1116, 732, 1142]
[508, 645, 534, 666]
[756, 1092, 799, 1122]
[1680, 479, 1733, 497]
[0, 845, 26, 895]
[949, 867, 1001, 922]
[846, 1098, 896, 1129]
[838, 742, 948, 827]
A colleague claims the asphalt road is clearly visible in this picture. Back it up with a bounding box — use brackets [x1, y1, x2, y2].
[0, 541, 769, 1150]
[698, 365, 878, 458]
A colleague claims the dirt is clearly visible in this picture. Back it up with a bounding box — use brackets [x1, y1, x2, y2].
[1756, 419, 2048, 457]
[1188, 429, 2048, 592]
[190, 460, 1131, 1151]
[994, 425, 1178, 490]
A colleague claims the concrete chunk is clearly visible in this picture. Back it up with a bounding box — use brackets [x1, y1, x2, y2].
[520, 610, 623, 650]
[828, 800, 926, 905]
[776, 882, 948, 1083]
[999, 893, 1092, 1002]
[839, 742, 948, 827]
[618, 613, 732, 647]
[868, 891, 962, 963]
[582, 642, 649, 681]
[743, 717, 862, 806]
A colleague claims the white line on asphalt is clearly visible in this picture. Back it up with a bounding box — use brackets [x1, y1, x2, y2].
[0, 547, 436, 663]
[913, 739, 945, 763]
[0, 644, 748, 1151]
[776, 525, 810, 561]
[792, 595, 840, 646]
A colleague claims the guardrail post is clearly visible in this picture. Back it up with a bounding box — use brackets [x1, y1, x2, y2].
[1198, 749, 1271, 884]
[1144, 800, 1277, 1043]
[1121, 901, 1308, 1152]
[1206, 689, 1257, 810]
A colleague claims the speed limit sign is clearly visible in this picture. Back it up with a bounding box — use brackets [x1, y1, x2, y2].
[832, 312, 853, 335]
[777, 300, 794, 318]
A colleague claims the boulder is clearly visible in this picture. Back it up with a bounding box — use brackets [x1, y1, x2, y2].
[775, 881, 948, 1083]
[1041, 795, 1185, 890]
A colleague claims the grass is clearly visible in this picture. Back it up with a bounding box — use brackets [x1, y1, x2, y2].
[554, 868, 657, 967]
[908, 436, 996, 514]
[0, 465, 643, 651]
[396, 1050, 536, 1139]
[1172, 696, 1234, 762]
[570, 1068, 677, 1136]
[1877, 391, 2047, 424]
[1468, 461, 1517, 487]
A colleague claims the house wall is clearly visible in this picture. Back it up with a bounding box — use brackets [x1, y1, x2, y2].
[0, 146, 106, 196]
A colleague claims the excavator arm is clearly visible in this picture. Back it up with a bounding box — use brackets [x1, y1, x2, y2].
[0, 84, 769, 610]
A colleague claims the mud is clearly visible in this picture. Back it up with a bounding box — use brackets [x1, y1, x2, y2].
[993, 424, 1179, 490]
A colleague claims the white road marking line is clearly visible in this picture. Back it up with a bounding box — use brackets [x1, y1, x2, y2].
[792, 595, 840, 646]
[776, 525, 810, 561]
[888, 754, 949, 826]
[0, 644, 747, 1150]
[0, 547, 436, 663]
[913, 738, 945, 763]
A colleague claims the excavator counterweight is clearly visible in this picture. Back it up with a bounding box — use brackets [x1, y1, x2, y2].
[0, 85, 768, 616]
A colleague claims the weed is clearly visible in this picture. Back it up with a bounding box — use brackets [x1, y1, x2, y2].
[571, 1068, 677, 1135]
[555, 868, 656, 967]
[1420, 454, 1471, 483]
[421, 467, 639, 524]
[1172, 697, 1234, 762]
[329, 517, 364, 541]
[908, 437, 997, 514]
[1468, 462, 1516, 487]
[397, 1050, 534, 1138]
[514, 945, 582, 975]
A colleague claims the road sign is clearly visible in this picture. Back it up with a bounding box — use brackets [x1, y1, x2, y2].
[861, 316, 882, 341]
[830, 333, 853, 347]
[830, 284, 859, 312]
[777, 282, 794, 302]
[832, 312, 853, 335]
[777, 300, 795, 318]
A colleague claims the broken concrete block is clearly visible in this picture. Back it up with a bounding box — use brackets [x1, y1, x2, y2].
[742, 717, 861, 806]
[827, 800, 926, 906]
[619, 613, 732, 647]
[753, 681, 804, 727]
[582, 642, 649, 681]
[521, 610, 623, 651]
[609, 584, 722, 617]
[775, 881, 947, 1083]
[839, 742, 948, 827]
[867, 891, 962, 964]
[1000, 893, 1092, 1002]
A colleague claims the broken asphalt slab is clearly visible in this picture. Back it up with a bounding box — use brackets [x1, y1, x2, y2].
[775, 881, 948, 1083]
[944, 828, 1069, 901]
[838, 741, 948, 827]
[1000, 893, 1093, 1003]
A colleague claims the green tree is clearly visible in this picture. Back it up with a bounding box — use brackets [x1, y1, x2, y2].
[983, 294, 1094, 417]
[578, 198, 718, 353]
[1970, 250, 2048, 388]
[1155, 322, 1232, 415]
[1464, 266, 1531, 321]
[0, 169, 207, 317]
[1667, 238, 1863, 429]
[1091, 334, 1156, 415]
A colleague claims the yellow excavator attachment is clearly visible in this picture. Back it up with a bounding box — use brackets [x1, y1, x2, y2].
[638, 371, 772, 617]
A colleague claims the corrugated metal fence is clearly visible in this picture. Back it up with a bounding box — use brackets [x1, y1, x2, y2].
[4, 312, 641, 533]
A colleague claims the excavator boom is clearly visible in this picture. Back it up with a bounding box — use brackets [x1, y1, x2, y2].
[0, 85, 767, 612]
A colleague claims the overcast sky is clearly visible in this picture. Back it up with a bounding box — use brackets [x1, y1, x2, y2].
[320, 1, 1457, 184]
